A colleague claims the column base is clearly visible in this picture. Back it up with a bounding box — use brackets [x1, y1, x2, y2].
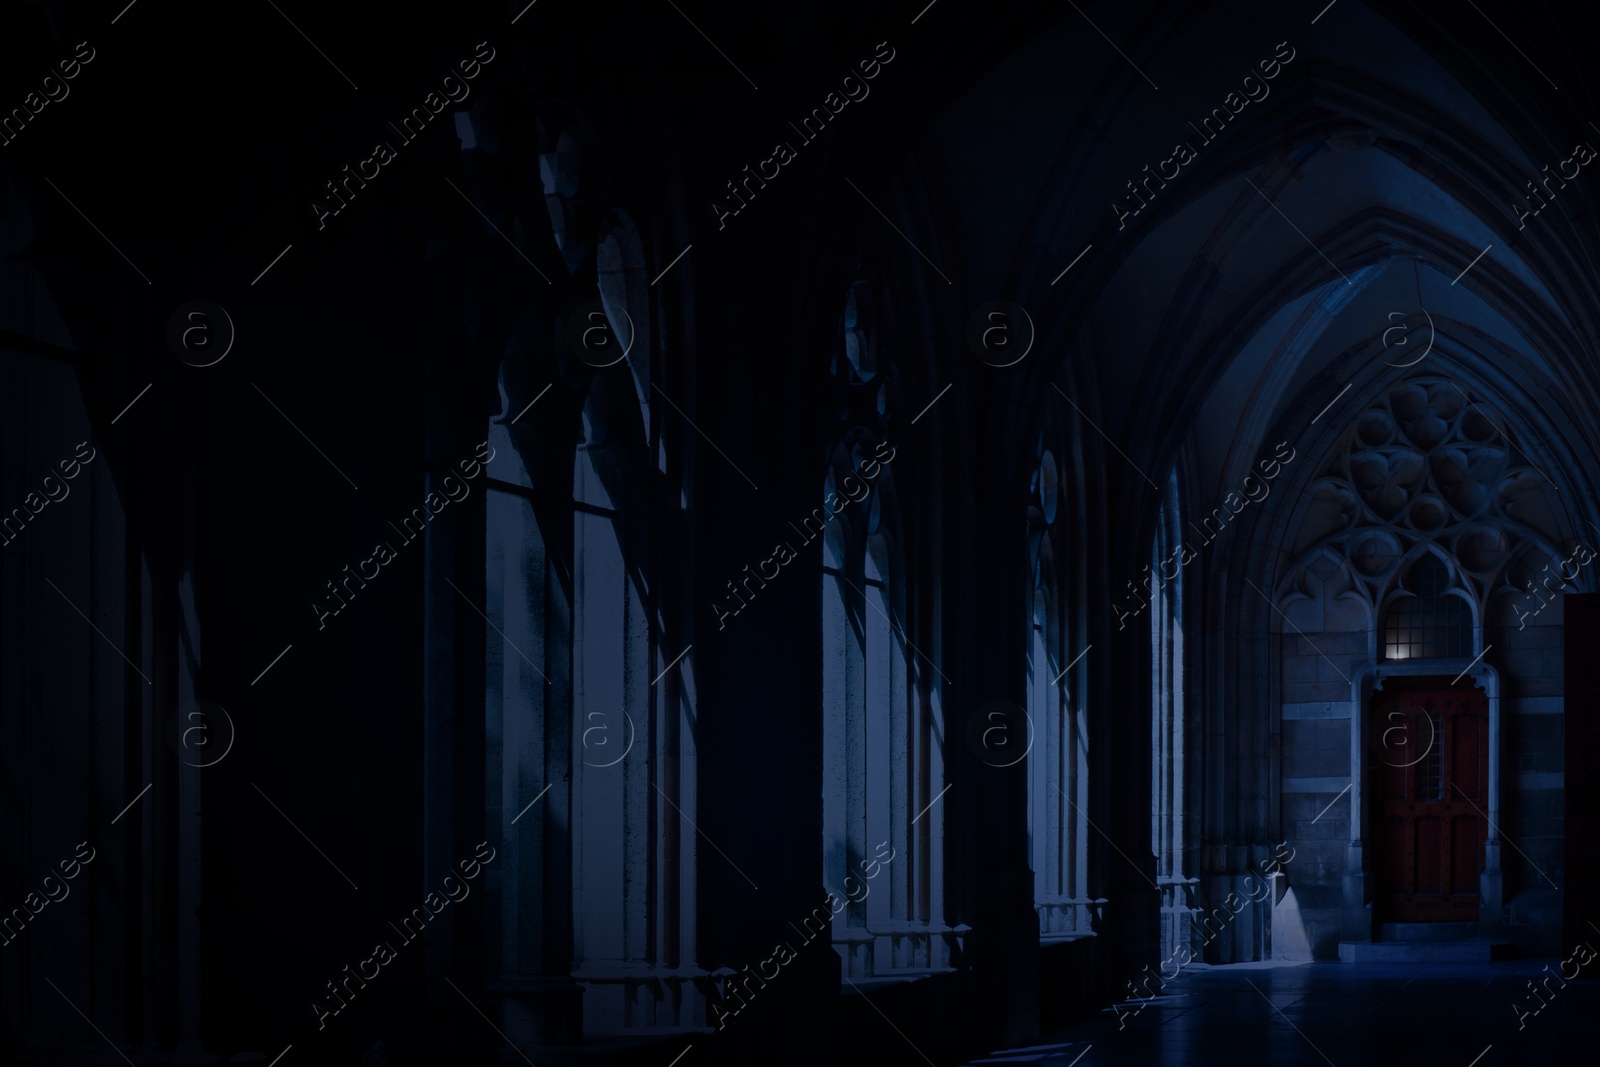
[1341, 840, 1372, 941]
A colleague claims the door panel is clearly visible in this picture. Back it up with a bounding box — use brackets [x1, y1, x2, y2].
[1414, 817, 1441, 896]
[1451, 815, 1482, 896]
[1370, 682, 1488, 921]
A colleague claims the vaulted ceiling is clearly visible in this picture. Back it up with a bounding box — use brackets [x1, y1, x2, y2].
[887, 0, 1598, 535]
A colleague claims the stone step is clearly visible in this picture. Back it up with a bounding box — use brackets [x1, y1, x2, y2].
[1338, 938, 1514, 963]
[1376, 921, 1478, 941]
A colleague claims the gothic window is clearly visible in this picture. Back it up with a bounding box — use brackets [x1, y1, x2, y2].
[821, 485, 900, 975]
[478, 111, 701, 1029]
[1027, 440, 1095, 942]
[1149, 468, 1192, 960]
[1381, 553, 1473, 660]
[820, 276, 949, 980]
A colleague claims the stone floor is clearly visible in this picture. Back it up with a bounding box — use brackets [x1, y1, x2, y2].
[962, 960, 1600, 1066]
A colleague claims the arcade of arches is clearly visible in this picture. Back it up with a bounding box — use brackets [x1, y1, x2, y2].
[1, 1, 1598, 1065]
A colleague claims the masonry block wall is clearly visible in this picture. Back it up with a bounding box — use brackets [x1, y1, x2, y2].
[1278, 628, 1364, 960]
[1492, 599, 1565, 956]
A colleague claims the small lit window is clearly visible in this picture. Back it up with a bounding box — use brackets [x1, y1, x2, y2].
[1382, 555, 1471, 659]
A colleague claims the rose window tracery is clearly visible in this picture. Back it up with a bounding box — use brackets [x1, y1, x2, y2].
[1276, 375, 1583, 629]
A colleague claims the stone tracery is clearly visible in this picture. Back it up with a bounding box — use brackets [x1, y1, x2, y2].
[1276, 374, 1585, 630]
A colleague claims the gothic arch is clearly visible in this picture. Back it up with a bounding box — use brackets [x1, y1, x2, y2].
[1212, 358, 1597, 957]
[819, 263, 953, 982]
[471, 93, 710, 1035]
[1270, 372, 1594, 633]
[1026, 424, 1096, 945]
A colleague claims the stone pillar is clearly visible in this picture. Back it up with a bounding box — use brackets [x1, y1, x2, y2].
[421, 357, 490, 1054]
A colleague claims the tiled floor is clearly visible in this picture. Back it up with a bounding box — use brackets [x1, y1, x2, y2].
[962, 960, 1600, 1066]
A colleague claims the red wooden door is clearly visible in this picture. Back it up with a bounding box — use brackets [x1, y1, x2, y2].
[1370, 682, 1487, 921]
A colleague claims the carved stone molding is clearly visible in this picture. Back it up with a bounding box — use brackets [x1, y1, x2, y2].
[1275, 375, 1585, 630]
